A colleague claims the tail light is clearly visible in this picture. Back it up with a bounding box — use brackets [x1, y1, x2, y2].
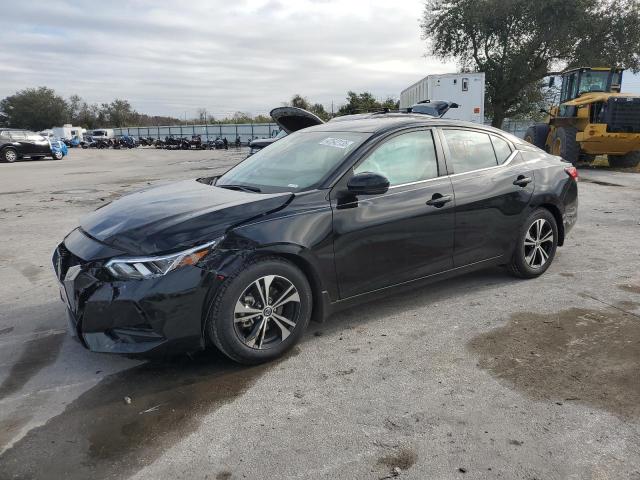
[564, 166, 578, 181]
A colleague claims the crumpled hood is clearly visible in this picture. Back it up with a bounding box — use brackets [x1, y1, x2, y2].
[80, 180, 292, 255]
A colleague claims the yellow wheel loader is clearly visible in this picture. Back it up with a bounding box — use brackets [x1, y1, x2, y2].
[525, 67, 640, 168]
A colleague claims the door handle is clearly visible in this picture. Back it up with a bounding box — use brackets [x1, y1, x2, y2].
[513, 175, 533, 187]
[426, 193, 452, 207]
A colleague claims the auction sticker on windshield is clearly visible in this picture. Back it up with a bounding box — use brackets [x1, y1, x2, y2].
[319, 137, 355, 149]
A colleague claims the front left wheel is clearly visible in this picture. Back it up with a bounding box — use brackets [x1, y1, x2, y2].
[551, 127, 580, 164]
[207, 257, 313, 364]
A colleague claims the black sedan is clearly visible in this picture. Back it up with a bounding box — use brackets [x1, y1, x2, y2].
[53, 109, 578, 364]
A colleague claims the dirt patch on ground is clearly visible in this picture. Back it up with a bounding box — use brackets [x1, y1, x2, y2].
[468, 308, 640, 419]
[0, 332, 65, 400]
[0, 350, 284, 480]
[619, 283, 640, 295]
[377, 446, 418, 471]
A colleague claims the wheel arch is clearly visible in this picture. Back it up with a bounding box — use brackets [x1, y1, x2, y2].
[251, 243, 332, 323]
[534, 202, 565, 246]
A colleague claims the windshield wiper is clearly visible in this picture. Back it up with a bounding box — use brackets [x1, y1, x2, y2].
[216, 184, 262, 193]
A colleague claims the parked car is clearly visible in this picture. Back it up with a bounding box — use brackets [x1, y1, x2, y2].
[53, 107, 578, 364]
[1, 129, 65, 162]
[248, 130, 286, 156]
[247, 108, 324, 156]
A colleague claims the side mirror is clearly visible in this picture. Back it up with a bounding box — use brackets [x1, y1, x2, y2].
[450, 102, 459, 108]
[347, 172, 390, 195]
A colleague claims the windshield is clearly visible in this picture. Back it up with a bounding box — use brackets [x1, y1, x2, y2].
[578, 71, 609, 95]
[217, 131, 368, 193]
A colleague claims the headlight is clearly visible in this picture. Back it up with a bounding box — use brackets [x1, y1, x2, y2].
[105, 238, 222, 280]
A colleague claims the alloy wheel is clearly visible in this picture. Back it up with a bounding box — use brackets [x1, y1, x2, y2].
[233, 275, 301, 350]
[524, 218, 554, 269]
[5, 150, 17, 162]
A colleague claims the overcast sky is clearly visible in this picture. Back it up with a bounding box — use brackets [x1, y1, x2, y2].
[0, 0, 457, 118]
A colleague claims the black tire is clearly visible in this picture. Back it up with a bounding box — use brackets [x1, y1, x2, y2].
[579, 153, 596, 163]
[524, 124, 550, 149]
[207, 256, 312, 364]
[508, 208, 558, 279]
[2, 148, 18, 163]
[551, 126, 580, 164]
[608, 151, 640, 168]
[51, 151, 63, 160]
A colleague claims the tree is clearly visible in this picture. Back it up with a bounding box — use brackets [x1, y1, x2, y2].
[337, 91, 399, 116]
[422, 0, 640, 127]
[289, 94, 311, 110]
[75, 101, 100, 129]
[310, 103, 330, 121]
[0, 87, 69, 130]
[101, 99, 136, 127]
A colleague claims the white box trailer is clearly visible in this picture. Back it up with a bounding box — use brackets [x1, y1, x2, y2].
[89, 128, 115, 139]
[400, 72, 485, 123]
[52, 124, 85, 140]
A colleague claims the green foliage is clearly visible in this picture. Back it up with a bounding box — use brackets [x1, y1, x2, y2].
[0, 87, 69, 131]
[309, 103, 330, 121]
[422, 0, 640, 127]
[337, 91, 399, 116]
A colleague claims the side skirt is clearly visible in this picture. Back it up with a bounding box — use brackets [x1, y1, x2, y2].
[319, 255, 506, 320]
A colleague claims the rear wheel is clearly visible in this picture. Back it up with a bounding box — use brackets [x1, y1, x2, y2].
[51, 151, 63, 160]
[2, 148, 17, 163]
[579, 153, 596, 163]
[508, 208, 558, 279]
[207, 257, 312, 364]
[524, 124, 550, 149]
[551, 127, 580, 164]
[608, 151, 640, 168]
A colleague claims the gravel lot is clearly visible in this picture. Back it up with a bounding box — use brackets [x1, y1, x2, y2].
[0, 148, 639, 480]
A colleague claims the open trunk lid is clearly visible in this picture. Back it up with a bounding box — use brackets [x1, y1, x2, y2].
[270, 107, 324, 134]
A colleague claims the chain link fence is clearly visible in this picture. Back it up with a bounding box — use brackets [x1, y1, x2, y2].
[113, 123, 281, 144]
[114, 119, 536, 143]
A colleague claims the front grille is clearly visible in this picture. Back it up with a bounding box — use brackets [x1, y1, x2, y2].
[605, 97, 640, 133]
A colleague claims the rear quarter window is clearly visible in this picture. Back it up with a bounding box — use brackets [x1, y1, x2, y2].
[491, 135, 512, 163]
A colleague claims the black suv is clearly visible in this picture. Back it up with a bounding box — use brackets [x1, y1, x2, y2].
[0, 129, 60, 163]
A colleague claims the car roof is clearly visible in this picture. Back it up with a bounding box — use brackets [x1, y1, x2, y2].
[302, 113, 527, 144]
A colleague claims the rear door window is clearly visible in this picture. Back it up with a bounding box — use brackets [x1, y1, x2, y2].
[354, 130, 439, 186]
[9, 132, 26, 140]
[442, 129, 498, 174]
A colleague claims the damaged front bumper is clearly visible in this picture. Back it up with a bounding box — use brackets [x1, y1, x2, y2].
[53, 230, 223, 356]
